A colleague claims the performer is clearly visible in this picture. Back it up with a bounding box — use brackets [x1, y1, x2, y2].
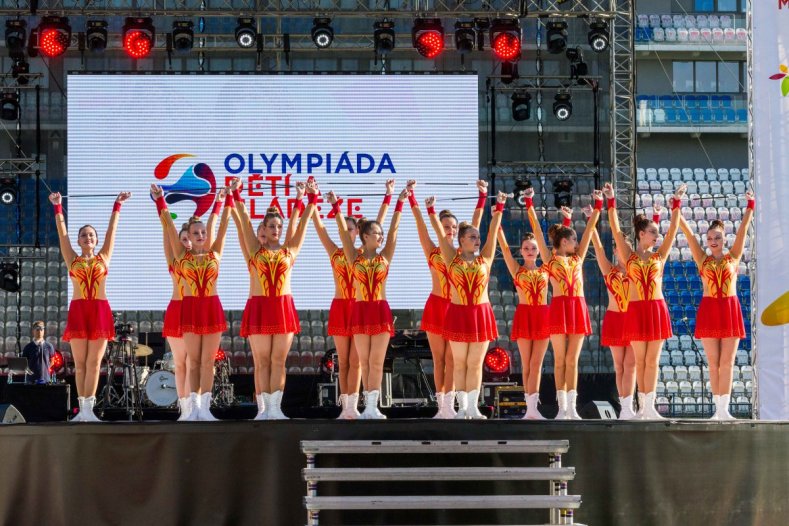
[678, 190, 754, 420]
[429, 191, 508, 419]
[311, 179, 395, 419]
[498, 229, 549, 420]
[411, 180, 487, 418]
[525, 188, 602, 420]
[606, 182, 687, 420]
[327, 186, 408, 419]
[152, 183, 232, 421]
[230, 176, 317, 420]
[159, 191, 224, 421]
[50, 190, 131, 422]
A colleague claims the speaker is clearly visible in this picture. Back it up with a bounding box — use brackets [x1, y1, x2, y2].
[3, 383, 70, 422]
[579, 400, 617, 420]
[0, 404, 26, 424]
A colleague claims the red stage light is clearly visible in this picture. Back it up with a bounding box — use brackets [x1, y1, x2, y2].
[39, 28, 70, 57]
[492, 33, 521, 62]
[415, 31, 444, 58]
[215, 349, 226, 362]
[50, 350, 65, 374]
[124, 30, 153, 59]
[484, 347, 510, 374]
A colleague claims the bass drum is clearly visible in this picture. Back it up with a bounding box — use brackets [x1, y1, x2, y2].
[143, 370, 178, 407]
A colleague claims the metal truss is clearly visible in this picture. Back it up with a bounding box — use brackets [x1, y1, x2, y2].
[490, 161, 598, 179]
[0, 158, 38, 177]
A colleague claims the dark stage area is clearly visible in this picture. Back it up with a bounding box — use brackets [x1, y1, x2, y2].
[0, 419, 786, 526]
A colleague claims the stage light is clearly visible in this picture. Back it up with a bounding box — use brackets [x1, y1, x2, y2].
[553, 179, 574, 208]
[546, 20, 568, 54]
[37, 16, 71, 58]
[374, 20, 395, 57]
[0, 177, 18, 206]
[215, 349, 227, 363]
[483, 347, 511, 381]
[320, 349, 338, 378]
[1, 93, 19, 121]
[5, 20, 27, 59]
[123, 17, 155, 59]
[588, 20, 609, 53]
[235, 17, 257, 48]
[311, 18, 334, 49]
[454, 21, 475, 55]
[511, 91, 532, 121]
[566, 47, 589, 79]
[11, 59, 29, 86]
[50, 350, 65, 375]
[553, 91, 573, 121]
[412, 18, 444, 59]
[172, 21, 194, 54]
[86, 20, 108, 53]
[0, 262, 19, 293]
[490, 18, 521, 63]
[514, 177, 533, 206]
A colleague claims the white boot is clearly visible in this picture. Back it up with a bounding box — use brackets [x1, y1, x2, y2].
[71, 397, 86, 422]
[555, 390, 568, 420]
[360, 390, 386, 419]
[717, 394, 736, 421]
[566, 390, 582, 420]
[444, 391, 457, 418]
[336, 393, 350, 419]
[466, 389, 487, 419]
[177, 396, 192, 421]
[454, 391, 469, 419]
[636, 392, 646, 420]
[524, 393, 546, 420]
[184, 392, 201, 421]
[433, 392, 446, 419]
[618, 396, 636, 420]
[254, 393, 268, 421]
[641, 392, 664, 420]
[343, 393, 360, 420]
[81, 396, 101, 422]
[197, 392, 219, 421]
[268, 391, 288, 420]
[710, 395, 721, 421]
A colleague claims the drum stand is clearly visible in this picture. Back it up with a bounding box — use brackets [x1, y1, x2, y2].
[98, 337, 144, 421]
[212, 359, 235, 408]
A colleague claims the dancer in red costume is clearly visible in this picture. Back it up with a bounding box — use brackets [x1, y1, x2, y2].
[498, 229, 549, 419]
[606, 182, 687, 420]
[327, 185, 409, 419]
[410, 180, 488, 418]
[49, 190, 132, 422]
[312, 179, 395, 419]
[525, 188, 602, 419]
[229, 177, 317, 420]
[678, 190, 754, 420]
[152, 183, 232, 421]
[428, 190, 508, 419]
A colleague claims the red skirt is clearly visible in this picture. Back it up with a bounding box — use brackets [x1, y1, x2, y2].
[181, 296, 227, 335]
[63, 299, 115, 341]
[511, 304, 550, 341]
[601, 310, 628, 347]
[162, 300, 183, 339]
[624, 299, 673, 342]
[241, 295, 301, 336]
[694, 296, 746, 339]
[421, 294, 450, 335]
[327, 298, 354, 337]
[548, 296, 592, 336]
[443, 303, 498, 343]
[351, 300, 394, 336]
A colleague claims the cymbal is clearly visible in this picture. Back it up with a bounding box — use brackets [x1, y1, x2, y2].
[134, 344, 154, 357]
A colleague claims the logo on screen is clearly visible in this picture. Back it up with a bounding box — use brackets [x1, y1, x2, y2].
[154, 154, 217, 219]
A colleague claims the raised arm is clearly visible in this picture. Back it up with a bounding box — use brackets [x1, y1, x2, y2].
[229, 206, 251, 262]
[49, 192, 77, 265]
[730, 190, 755, 260]
[589, 228, 613, 275]
[407, 181, 437, 259]
[287, 180, 318, 256]
[427, 195, 456, 264]
[678, 215, 706, 267]
[480, 192, 507, 262]
[471, 179, 488, 230]
[658, 184, 687, 261]
[210, 188, 232, 257]
[381, 187, 408, 263]
[376, 178, 395, 225]
[98, 192, 131, 261]
[230, 177, 261, 255]
[497, 227, 519, 278]
[328, 191, 357, 264]
[523, 188, 552, 263]
[285, 181, 306, 246]
[577, 190, 603, 260]
[311, 208, 339, 256]
[151, 185, 186, 259]
[603, 182, 633, 264]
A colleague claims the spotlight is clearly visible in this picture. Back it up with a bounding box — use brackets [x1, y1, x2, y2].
[588, 20, 609, 53]
[1, 93, 19, 121]
[454, 21, 475, 55]
[412, 18, 444, 59]
[11, 59, 29, 86]
[0, 262, 19, 293]
[511, 91, 532, 121]
[50, 350, 65, 375]
[311, 17, 334, 49]
[513, 177, 532, 206]
[553, 91, 573, 121]
[172, 20, 194, 54]
[86, 20, 108, 53]
[235, 17, 257, 48]
[553, 179, 574, 208]
[0, 177, 18, 206]
[320, 349, 338, 379]
[122, 17, 155, 59]
[490, 18, 521, 63]
[5, 20, 26, 59]
[483, 347, 511, 382]
[214, 349, 227, 362]
[546, 20, 568, 54]
[374, 20, 395, 57]
[37, 16, 71, 58]
[566, 47, 589, 79]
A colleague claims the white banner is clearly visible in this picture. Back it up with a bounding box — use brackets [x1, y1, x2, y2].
[752, 2, 789, 420]
[66, 74, 479, 311]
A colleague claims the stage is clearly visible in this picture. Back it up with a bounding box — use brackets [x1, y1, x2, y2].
[0, 419, 786, 526]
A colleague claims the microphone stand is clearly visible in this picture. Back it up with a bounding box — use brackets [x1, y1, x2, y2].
[680, 316, 707, 418]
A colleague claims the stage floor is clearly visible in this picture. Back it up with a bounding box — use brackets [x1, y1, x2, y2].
[0, 419, 786, 526]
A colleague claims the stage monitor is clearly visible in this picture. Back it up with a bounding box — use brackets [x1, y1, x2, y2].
[66, 73, 479, 310]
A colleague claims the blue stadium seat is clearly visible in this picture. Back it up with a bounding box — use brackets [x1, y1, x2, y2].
[737, 109, 748, 122]
[719, 95, 733, 108]
[697, 96, 709, 109]
[664, 108, 677, 123]
[684, 95, 698, 109]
